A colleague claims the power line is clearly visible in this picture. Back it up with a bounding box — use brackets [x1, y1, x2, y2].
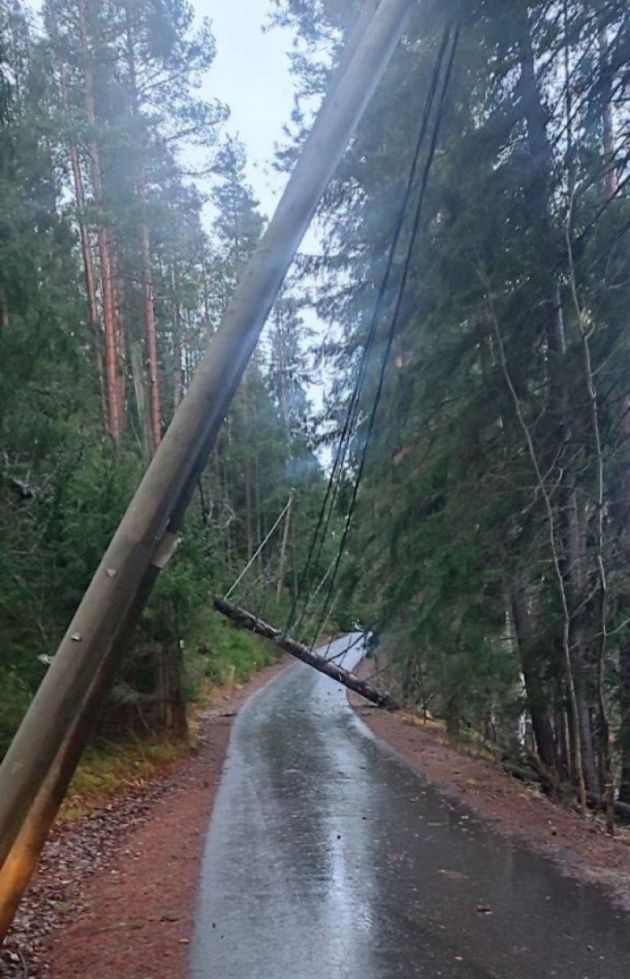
[310, 25, 461, 647]
[224, 495, 292, 600]
[287, 24, 454, 637]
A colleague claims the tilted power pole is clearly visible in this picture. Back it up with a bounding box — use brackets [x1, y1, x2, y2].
[0, 0, 418, 938]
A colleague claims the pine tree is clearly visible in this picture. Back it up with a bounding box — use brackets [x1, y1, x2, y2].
[281, 0, 629, 813]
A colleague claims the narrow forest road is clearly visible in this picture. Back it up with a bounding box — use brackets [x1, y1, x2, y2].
[191, 636, 630, 978]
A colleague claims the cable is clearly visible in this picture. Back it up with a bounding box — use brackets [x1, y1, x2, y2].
[310, 25, 461, 647]
[287, 24, 453, 636]
[296, 26, 453, 620]
[224, 496, 292, 600]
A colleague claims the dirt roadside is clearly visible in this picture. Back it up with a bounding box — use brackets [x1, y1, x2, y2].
[349, 673, 630, 914]
[6, 648, 630, 976]
[1, 657, 289, 979]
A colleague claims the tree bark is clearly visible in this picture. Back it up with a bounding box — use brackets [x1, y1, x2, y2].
[518, 22, 590, 810]
[617, 385, 630, 796]
[619, 634, 630, 802]
[155, 641, 187, 738]
[214, 596, 399, 710]
[0, 289, 8, 329]
[123, 0, 161, 452]
[566, 484, 600, 795]
[78, 0, 122, 442]
[129, 339, 150, 460]
[446, 696, 460, 741]
[243, 377, 254, 557]
[554, 705, 571, 782]
[511, 582, 557, 770]
[138, 178, 162, 452]
[65, 96, 98, 330]
[612, 397, 630, 804]
[598, 27, 618, 202]
[276, 491, 293, 601]
[172, 267, 185, 410]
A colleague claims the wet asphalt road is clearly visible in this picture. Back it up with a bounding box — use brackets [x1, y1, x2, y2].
[191, 635, 630, 978]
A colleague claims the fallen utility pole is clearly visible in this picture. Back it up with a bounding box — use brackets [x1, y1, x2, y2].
[214, 597, 399, 710]
[0, 0, 417, 939]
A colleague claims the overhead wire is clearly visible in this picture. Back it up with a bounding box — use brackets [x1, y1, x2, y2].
[224, 495, 292, 600]
[292, 28, 452, 629]
[309, 24, 461, 648]
[286, 24, 454, 638]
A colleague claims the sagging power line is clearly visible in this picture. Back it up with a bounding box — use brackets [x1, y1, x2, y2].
[292, 25, 461, 650]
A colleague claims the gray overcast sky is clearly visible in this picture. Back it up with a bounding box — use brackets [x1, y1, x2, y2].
[194, 0, 327, 414]
[194, 0, 298, 218]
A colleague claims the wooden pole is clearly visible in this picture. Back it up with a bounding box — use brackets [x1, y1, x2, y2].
[0, 668, 111, 938]
[0, 0, 416, 893]
[214, 596, 399, 711]
[0, 573, 156, 941]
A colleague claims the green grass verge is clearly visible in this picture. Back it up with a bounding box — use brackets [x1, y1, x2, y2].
[185, 609, 282, 691]
[62, 738, 187, 820]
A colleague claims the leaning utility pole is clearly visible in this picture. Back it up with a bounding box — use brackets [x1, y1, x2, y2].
[0, 0, 417, 938]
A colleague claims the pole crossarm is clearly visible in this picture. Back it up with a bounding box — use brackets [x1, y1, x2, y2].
[214, 596, 400, 711]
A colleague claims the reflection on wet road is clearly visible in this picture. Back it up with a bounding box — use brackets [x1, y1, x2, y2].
[191, 635, 630, 977]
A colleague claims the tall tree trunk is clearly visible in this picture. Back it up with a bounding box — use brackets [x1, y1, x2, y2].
[276, 491, 293, 602]
[123, 1, 161, 452]
[137, 172, 162, 452]
[155, 641, 187, 738]
[243, 378, 254, 557]
[446, 696, 460, 741]
[130, 339, 150, 461]
[65, 91, 98, 330]
[511, 582, 557, 770]
[171, 268, 185, 410]
[598, 27, 618, 202]
[224, 422, 234, 575]
[0, 289, 8, 330]
[78, 0, 122, 442]
[69, 145, 106, 412]
[597, 21, 628, 804]
[619, 628, 630, 802]
[617, 377, 630, 807]
[57, 39, 107, 422]
[518, 23, 590, 809]
[254, 447, 263, 575]
[554, 704, 571, 782]
[173, 338, 184, 410]
[112, 233, 127, 426]
[565, 484, 600, 794]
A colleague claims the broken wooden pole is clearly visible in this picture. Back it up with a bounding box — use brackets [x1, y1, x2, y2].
[214, 596, 400, 711]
